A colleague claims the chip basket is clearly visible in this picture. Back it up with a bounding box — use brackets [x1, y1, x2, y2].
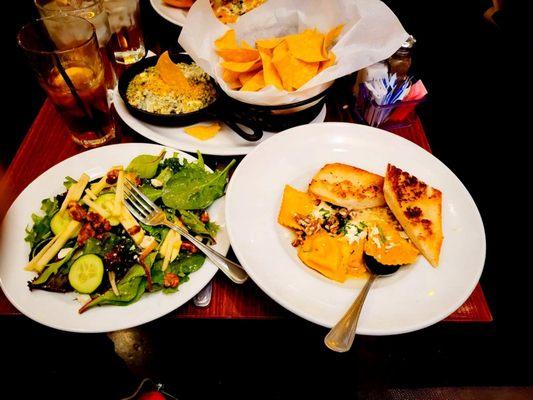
[220, 84, 332, 133]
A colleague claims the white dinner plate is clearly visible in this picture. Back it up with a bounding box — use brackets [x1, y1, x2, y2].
[225, 122, 486, 335]
[0, 143, 230, 333]
[150, 0, 188, 26]
[114, 88, 327, 156]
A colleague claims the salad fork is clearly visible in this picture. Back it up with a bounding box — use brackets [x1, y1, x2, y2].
[123, 179, 248, 284]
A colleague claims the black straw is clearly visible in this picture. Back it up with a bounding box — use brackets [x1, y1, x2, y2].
[37, 18, 106, 138]
[52, 53, 106, 138]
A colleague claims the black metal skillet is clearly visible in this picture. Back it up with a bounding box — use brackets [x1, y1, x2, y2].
[118, 53, 264, 142]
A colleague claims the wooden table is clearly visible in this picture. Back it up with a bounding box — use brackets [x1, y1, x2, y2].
[0, 81, 492, 323]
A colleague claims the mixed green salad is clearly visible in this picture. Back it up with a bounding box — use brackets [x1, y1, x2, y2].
[24, 151, 234, 313]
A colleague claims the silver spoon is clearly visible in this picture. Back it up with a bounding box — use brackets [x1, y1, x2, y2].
[324, 254, 400, 352]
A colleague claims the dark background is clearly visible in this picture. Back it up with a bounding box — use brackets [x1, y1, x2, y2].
[3, 0, 531, 398]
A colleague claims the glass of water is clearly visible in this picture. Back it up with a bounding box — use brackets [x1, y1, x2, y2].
[104, 0, 145, 64]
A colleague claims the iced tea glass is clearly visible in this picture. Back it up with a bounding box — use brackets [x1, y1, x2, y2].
[18, 16, 117, 148]
[104, 0, 145, 64]
[35, 0, 117, 89]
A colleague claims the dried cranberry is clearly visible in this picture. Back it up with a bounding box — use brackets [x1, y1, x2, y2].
[200, 211, 210, 223]
[106, 169, 119, 184]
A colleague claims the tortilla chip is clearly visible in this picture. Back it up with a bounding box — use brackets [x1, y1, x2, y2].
[289, 56, 319, 89]
[238, 70, 257, 86]
[221, 68, 242, 89]
[286, 29, 328, 63]
[215, 29, 238, 50]
[217, 48, 260, 62]
[241, 69, 265, 91]
[323, 24, 344, 57]
[184, 123, 221, 141]
[216, 27, 335, 92]
[272, 41, 293, 91]
[318, 51, 336, 72]
[156, 51, 192, 89]
[225, 80, 242, 90]
[241, 40, 254, 49]
[256, 37, 285, 49]
[259, 48, 283, 89]
[221, 58, 262, 72]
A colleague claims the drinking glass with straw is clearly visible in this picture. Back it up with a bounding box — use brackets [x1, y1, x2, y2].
[18, 15, 117, 148]
[34, 0, 117, 89]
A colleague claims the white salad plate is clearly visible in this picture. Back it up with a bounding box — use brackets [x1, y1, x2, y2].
[0, 143, 230, 333]
[150, 0, 188, 26]
[114, 88, 327, 156]
[225, 122, 486, 335]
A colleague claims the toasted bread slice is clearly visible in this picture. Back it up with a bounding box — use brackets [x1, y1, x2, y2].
[383, 164, 443, 266]
[308, 163, 385, 210]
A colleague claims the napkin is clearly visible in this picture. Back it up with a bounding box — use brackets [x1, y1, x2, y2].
[179, 0, 409, 105]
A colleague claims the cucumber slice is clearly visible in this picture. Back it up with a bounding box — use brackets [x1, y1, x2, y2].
[68, 254, 104, 294]
[50, 210, 80, 238]
[95, 193, 120, 226]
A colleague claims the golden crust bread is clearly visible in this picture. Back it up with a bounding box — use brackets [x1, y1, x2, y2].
[383, 164, 443, 267]
[308, 163, 385, 210]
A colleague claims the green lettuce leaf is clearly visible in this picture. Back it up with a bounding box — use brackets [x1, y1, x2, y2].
[150, 253, 205, 293]
[126, 151, 166, 179]
[29, 245, 78, 288]
[25, 197, 59, 252]
[162, 154, 235, 210]
[63, 176, 77, 190]
[80, 264, 147, 312]
[139, 183, 162, 202]
[179, 209, 219, 240]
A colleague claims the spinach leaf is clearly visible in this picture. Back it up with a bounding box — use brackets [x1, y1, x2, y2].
[151, 261, 164, 288]
[162, 155, 235, 210]
[150, 253, 205, 294]
[80, 264, 147, 311]
[25, 197, 59, 251]
[126, 151, 166, 179]
[162, 285, 179, 294]
[139, 183, 162, 202]
[179, 210, 219, 240]
[144, 252, 157, 269]
[206, 221, 220, 238]
[165, 254, 205, 293]
[169, 253, 206, 276]
[139, 222, 168, 242]
[154, 167, 174, 185]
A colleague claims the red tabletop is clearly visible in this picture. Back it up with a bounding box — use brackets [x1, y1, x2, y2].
[0, 96, 492, 323]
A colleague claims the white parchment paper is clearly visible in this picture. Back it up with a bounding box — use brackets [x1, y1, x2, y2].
[179, 0, 408, 105]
